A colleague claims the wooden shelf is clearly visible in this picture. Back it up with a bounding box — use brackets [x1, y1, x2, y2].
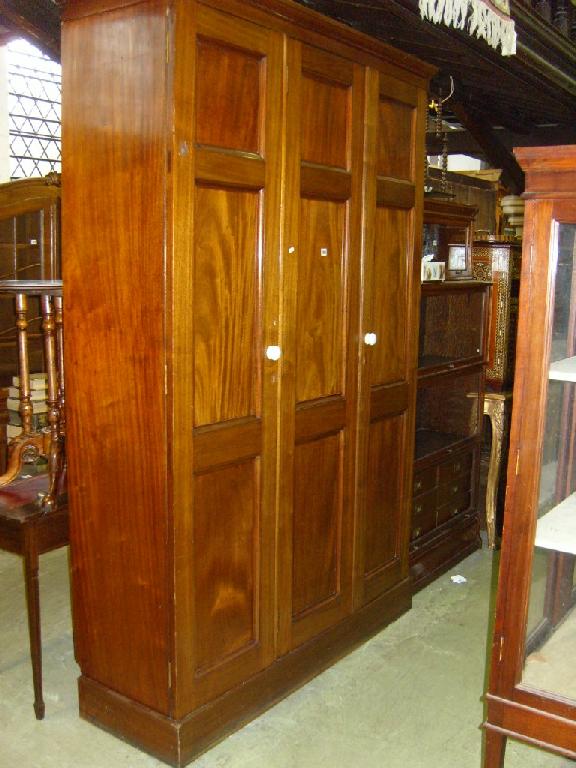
[549, 356, 576, 382]
[535, 492, 576, 554]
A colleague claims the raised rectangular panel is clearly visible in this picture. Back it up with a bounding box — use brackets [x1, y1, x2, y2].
[364, 415, 404, 576]
[377, 98, 415, 181]
[292, 432, 343, 617]
[193, 186, 260, 426]
[193, 458, 260, 674]
[300, 74, 350, 169]
[195, 38, 263, 154]
[371, 207, 410, 386]
[296, 198, 346, 402]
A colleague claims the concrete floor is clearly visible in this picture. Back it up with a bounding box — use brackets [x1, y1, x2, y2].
[0, 545, 574, 768]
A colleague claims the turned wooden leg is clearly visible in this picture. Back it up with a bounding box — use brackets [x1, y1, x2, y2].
[23, 533, 44, 720]
[484, 728, 507, 768]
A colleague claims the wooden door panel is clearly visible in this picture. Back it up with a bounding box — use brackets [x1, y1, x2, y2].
[296, 198, 346, 402]
[376, 78, 417, 182]
[193, 186, 260, 427]
[354, 68, 423, 607]
[195, 38, 263, 153]
[173, 5, 283, 715]
[292, 432, 343, 617]
[363, 415, 405, 600]
[278, 43, 363, 653]
[192, 459, 260, 674]
[300, 59, 352, 170]
[371, 207, 410, 386]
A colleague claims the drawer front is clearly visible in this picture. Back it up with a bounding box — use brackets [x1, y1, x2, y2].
[436, 490, 471, 526]
[438, 451, 473, 483]
[413, 466, 436, 496]
[437, 473, 471, 506]
[412, 487, 436, 518]
[411, 489, 437, 541]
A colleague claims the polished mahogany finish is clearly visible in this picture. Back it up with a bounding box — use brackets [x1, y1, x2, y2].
[484, 146, 576, 765]
[61, 0, 433, 764]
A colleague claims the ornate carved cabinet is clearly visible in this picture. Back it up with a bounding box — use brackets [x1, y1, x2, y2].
[472, 237, 521, 391]
[61, 1, 433, 764]
[484, 146, 576, 765]
[410, 280, 490, 591]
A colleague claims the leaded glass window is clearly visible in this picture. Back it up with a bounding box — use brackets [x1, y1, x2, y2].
[7, 39, 61, 179]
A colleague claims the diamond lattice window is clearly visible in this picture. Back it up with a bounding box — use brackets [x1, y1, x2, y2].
[7, 39, 61, 179]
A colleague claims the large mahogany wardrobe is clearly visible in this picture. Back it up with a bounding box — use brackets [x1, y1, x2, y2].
[61, 1, 433, 764]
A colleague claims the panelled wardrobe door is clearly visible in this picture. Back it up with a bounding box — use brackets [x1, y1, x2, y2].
[354, 70, 426, 606]
[277, 42, 364, 653]
[172, 5, 283, 712]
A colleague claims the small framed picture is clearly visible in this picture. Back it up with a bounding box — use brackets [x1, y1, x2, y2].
[421, 261, 445, 282]
[447, 243, 471, 278]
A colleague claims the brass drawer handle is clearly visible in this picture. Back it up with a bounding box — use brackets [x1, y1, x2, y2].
[451, 507, 460, 517]
[415, 503, 423, 514]
[452, 485, 459, 494]
[412, 526, 422, 540]
[414, 479, 422, 492]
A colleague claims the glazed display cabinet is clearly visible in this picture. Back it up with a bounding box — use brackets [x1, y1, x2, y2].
[484, 146, 576, 765]
[61, 0, 433, 765]
[0, 175, 60, 383]
[422, 198, 477, 280]
[410, 280, 491, 591]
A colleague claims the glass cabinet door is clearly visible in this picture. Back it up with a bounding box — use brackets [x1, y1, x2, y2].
[419, 285, 487, 369]
[521, 220, 576, 700]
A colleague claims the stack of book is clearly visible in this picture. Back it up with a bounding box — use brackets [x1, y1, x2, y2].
[6, 372, 48, 439]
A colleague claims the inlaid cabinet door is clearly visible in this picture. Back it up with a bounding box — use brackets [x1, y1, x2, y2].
[277, 42, 364, 653]
[354, 70, 426, 606]
[172, 5, 283, 713]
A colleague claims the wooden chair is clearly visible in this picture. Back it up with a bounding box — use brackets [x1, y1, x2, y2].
[0, 279, 66, 720]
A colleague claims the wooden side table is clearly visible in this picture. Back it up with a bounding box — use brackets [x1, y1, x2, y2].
[483, 391, 513, 549]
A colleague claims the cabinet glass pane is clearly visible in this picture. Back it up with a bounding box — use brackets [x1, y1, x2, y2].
[419, 289, 485, 368]
[522, 222, 576, 701]
[415, 371, 481, 460]
[0, 210, 43, 280]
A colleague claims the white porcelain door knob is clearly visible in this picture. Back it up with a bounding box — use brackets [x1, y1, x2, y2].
[364, 332, 377, 346]
[266, 345, 282, 361]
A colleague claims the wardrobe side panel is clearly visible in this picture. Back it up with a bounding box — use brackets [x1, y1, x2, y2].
[62, 1, 171, 713]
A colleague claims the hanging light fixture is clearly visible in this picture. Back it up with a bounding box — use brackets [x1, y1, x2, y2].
[427, 76, 455, 198]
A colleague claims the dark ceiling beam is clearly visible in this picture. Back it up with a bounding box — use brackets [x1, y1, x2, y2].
[298, 0, 576, 128]
[450, 99, 525, 194]
[0, 0, 60, 61]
